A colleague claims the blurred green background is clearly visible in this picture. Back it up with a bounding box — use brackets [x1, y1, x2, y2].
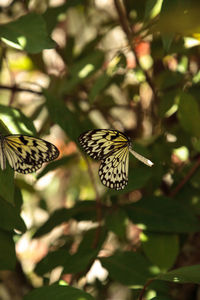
[0, 1, 200, 300]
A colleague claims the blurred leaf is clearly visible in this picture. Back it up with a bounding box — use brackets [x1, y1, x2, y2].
[108, 165, 153, 196]
[0, 196, 26, 232]
[159, 90, 178, 117]
[0, 230, 16, 270]
[0, 104, 37, 135]
[34, 201, 96, 238]
[161, 34, 174, 52]
[125, 196, 199, 233]
[23, 285, 94, 300]
[14, 186, 23, 213]
[158, 2, 200, 38]
[45, 91, 92, 142]
[144, 0, 163, 20]
[89, 73, 124, 103]
[0, 13, 55, 53]
[63, 228, 107, 274]
[178, 92, 200, 137]
[35, 249, 71, 275]
[151, 297, 174, 300]
[157, 264, 200, 284]
[100, 251, 157, 286]
[37, 154, 77, 179]
[89, 73, 111, 103]
[0, 166, 14, 204]
[105, 208, 127, 239]
[43, 0, 83, 34]
[156, 71, 183, 90]
[60, 50, 104, 94]
[142, 233, 179, 271]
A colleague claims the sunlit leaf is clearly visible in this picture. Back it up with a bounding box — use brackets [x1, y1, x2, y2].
[0, 13, 55, 53]
[157, 264, 200, 284]
[23, 285, 94, 300]
[0, 230, 16, 270]
[142, 233, 179, 271]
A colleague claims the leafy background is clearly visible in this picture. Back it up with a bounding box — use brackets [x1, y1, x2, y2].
[0, 0, 200, 300]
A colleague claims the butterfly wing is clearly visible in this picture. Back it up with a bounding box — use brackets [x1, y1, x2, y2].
[99, 145, 129, 190]
[79, 129, 129, 160]
[3, 135, 59, 173]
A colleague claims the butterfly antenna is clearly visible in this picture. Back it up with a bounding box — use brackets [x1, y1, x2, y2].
[129, 148, 154, 167]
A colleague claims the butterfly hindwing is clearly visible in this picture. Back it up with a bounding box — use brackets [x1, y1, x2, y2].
[2, 135, 59, 173]
[99, 146, 129, 190]
[79, 129, 130, 190]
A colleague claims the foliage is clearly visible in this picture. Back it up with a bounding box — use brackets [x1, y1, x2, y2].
[0, 1, 200, 300]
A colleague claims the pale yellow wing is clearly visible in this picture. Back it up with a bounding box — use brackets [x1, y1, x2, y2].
[99, 146, 129, 190]
[3, 135, 59, 173]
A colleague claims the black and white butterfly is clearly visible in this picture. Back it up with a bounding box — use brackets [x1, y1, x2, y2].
[0, 134, 59, 173]
[79, 129, 153, 190]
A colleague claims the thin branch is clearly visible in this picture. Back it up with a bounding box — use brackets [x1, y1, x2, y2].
[169, 156, 200, 198]
[138, 278, 154, 300]
[113, 0, 158, 99]
[0, 84, 42, 95]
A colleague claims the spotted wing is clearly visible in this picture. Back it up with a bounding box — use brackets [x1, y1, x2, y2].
[99, 145, 129, 190]
[78, 129, 129, 160]
[3, 135, 59, 173]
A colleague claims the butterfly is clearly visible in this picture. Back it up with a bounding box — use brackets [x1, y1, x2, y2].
[0, 134, 59, 174]
[79, 129, 153, 190]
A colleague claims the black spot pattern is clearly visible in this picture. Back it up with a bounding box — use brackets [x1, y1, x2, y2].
[1, 135, 59, 173]
[78, 129, 130, 190]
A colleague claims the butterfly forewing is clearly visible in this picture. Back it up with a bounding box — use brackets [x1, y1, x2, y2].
[2, 135, 59, 173]
[79, 129, 130, 190]
[79, 129, 129, 160]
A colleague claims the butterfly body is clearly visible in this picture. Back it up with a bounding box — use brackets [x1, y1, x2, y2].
[0, 134, 59, 173]
[79, 129, 153, 190]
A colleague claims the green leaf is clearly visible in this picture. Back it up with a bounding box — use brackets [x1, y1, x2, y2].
[23, 285, 94, 300]
[0, 13, 55, 53]
[142, 233, 179, 271]
[37, 155, 77, 179]
[108, 164, 153, 196]
[105, 209, 127, 239]
[178, 92, 200, 137]
[35, 249, 72, 275]
[151, 297, 174, 300]
[159, 90, 178, 117]
[100, 251, 157, 286]
[125, 196, 199, 233]
[0, 166, 14, 204]
[43, 0, 83, 34]
[89, 73, 111, 103]
[161, 34, 174, 52]
[0, 104, 37, 135]
[45, 91, 92, 142]
[156, 71, 183, 90]
[37, 228, 107, 276]
[0, 230, 16, 270]
[0, 196, 26, 232]
[144, 0, 163, 19]
[34, 201, 96, 238]
[63, 228, 107, 274]
[60, 50, 104, 94]
[157, 264, 200, 284]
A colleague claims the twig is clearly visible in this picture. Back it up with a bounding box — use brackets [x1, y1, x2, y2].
[138, 278, 154, 300]
[84, 156, 102, 248]
[169, 156, 200, 197]
[113, 0, 158, 99]
[0, 84, 42, 95]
